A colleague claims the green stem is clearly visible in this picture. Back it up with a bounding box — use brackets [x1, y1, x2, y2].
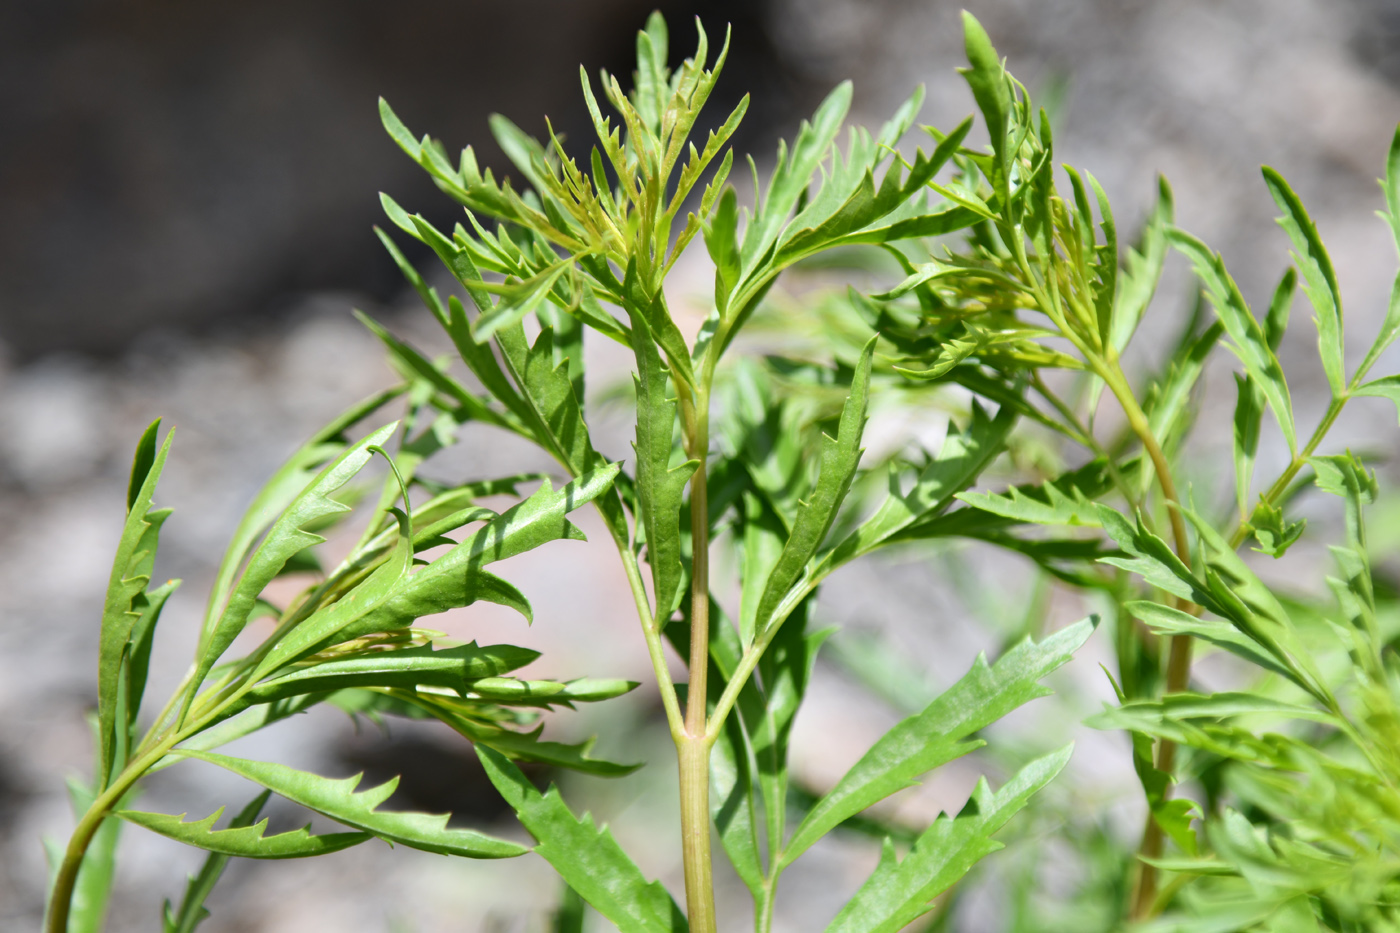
[46, 738, 177, 933]
[678, 735, 717, 933]
[679, 398, 717, 933]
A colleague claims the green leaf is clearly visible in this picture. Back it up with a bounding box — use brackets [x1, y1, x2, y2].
[183, 751, 526, 858]
[753, 337, 876, 636]
[1265, 266, 1296, 353]
[1246, 499, 1305, 558]
[779, 617, 1094, 868]
[245, 470, 415, 680]
[1232, 373, 1264, 518]
[124, 579, 179, 745]
[1169, 228, 1296, 455]
[629, 316, 700, 621]
[823, 402, 1016, 572]
[1353, 372, 1400, 424]
[741, 81, 853, 272]
[190, 423, 398, 710]
[330, 464, 620, 646]
[956, 450, 1109, 529]
[99, 422, 173, 785]
[200, 388, 403, 647]
[1263, 166, 1345, 396]
[477, 746, 686, 932]
[1112, 176, 1174, 352]
[1126, 601, 1305, 689]
[121, 804, 369, 859]
[959, 13, 1012, 204]
[752, 605, 832, 874]
[1146, 320, 1224, 443]
[226, 643, 539, 719]
[1095, 505, 1198, 603]
[1382, 123, 1400, 254]
[825, 746, 1073, 933]
[162, 791, 272, 933]
[474, 258, 577, 343]
[492, 319, 632, 546]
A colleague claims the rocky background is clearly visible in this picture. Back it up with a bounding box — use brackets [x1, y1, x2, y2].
[3, 1, 1400, 930]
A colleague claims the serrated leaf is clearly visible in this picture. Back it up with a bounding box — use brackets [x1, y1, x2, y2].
[740, 81, 853, 272]
[956, 451, 1108, 529]
[1263, 167, 1345, 396]
[478, 746, 686, 932]
[335, 465, 619, 644]
[1246, 499, 1305, 558]
[779, 617, 1094, 868]
[1126, 601, 1305, 690]
[822, 402, 1016, 575]
[201, 388, 402, 644]
[628, 314, 699, 622]
[184, 751, 526, 858]
[1113, 176, 1174, 351]
[825, 746, 1073, 933]
[120, 805, 369, 859]
[753, 338, 875, 636]
[1095, 505, 1198, 603]
[99, 422, 173, 785]
[162, 791, 272, 933]
[190, 424, 398, 713]
[1146, 319, 1224, 443]
[1169, 228, 1296, 455]
[247, 485, 415, 680]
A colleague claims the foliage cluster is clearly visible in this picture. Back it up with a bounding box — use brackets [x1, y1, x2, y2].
[45, 11, 1400, 933]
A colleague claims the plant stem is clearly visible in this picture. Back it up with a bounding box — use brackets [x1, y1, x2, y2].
[46, 738, 176, 933]
[679, 399, 717, 932]
[678, 735, 717, 933]
[1098, 366, 1198, 920]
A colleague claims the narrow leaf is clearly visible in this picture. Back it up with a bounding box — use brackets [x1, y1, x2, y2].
[753, 337, 875, 635]
[121, 805, 369, 859]
[780, 617, 1093, 868]
[478, 747, 686, 932]
[825, 747, 1073, 933]
[184, 751, 526, 858]
[1263, 167, 1345, 396]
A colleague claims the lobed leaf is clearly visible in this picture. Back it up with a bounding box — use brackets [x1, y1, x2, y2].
[120, 805, 369, 859]
[628, 315, 699, 621]
[190, 424, 398, 712]
[161, 791, 272, 933]
[752, 337, 876, 637]
[1263, 167, 1345, 396]
[184, 751, 526, 858]
[478, 747, 686, 932]
[825, 747, 1073, 933]
[1169, 228, 1296, 455]
[99, 421, 173, 785]
[779, 617, 1094, 868]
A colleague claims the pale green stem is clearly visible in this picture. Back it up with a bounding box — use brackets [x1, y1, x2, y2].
[678, 391, 717, 933]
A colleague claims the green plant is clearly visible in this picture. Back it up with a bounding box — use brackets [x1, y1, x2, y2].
[49, 9, 1400, 932]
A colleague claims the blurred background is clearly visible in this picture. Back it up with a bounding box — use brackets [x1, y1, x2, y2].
[4, 0, 1400, 929]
